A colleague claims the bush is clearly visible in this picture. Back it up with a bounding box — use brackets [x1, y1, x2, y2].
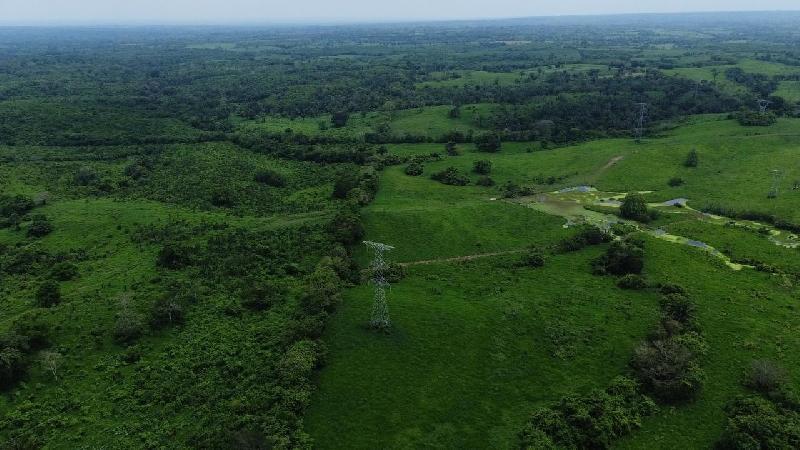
[617, 274, 648, 290]
[593, 238, 644, 276]
[745, 360, 788, 394]
[521, 248, 546, 268]
[254, 169, 287, 187]
[473, 159, 492, 175]
[74, 166, 98, 186]
[519, 377, 656, 449]
[156, 244, 193, 269]
[150, 296, 185, 328]
[445, 141, 460, 156]
[735, 110, 777, 126]
[668, 177, 684, 187]
[430, 167, 470, 186]
[327, 211, 365, 245]
[51, 261, 79, 281]
[331, 111, 349, 128]
[620, 193, 651, 222]
[332, 172, 359, 199]
[659, 293, 697, 327]
[476, 176, 495, 187]
[27, 216, 53, 238]
[717, 396, 800, 449]
[558, 225, 611, 252]
[35, 280, 61, 308]
[404, 161, 424, 176]
[114, 297, 145, 345]
[475, 132, 502, 153]
[241, 281, 286, 311]
[0, 194, 34, 218]
[632, 332, 707, 403]
[684, 149, 698, 168]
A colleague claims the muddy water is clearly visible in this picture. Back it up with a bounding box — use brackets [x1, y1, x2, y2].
[507, 188, 762, 271]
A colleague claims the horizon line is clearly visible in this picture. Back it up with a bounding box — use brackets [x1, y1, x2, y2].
[1, 9, 799, 28]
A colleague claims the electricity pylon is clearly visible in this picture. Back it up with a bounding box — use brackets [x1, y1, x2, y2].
[364, 241, 394, 331]
[633, 102, 648, 142]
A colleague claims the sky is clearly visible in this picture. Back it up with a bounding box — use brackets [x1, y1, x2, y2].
[1, 0, 799, 25]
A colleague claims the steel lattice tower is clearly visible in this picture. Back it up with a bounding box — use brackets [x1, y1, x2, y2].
[634, 103, 648, 142]
[364, 241, 394, 330]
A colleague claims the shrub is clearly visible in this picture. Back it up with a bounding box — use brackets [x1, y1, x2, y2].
[331, 111, 349, 128]
[668, 177, 684, 187]
[684, 149, 698, 168]
[327, 211, 364, 245]
[519, 377, 656, 449]
[717, 396, 800, 449]
[617, 274, 648, 290]
[620, 193, 651, 222]
[430, 167, 470, 186]
[404, 161, 424, 176]
[51, 261, 79, 281]
[735, 110, 777, 126]
[332, 172, 359, 199]
[150, 296, 185, 328]
[445, 141, 460, 156]
[210, 189, 235, 207]
[157, 244, 192, 269]
[593, 239, 644, 276]
[0, 332, 28, 389]
[659, 293, 697, 327]
[114, 296, 145, 344]
[745, 360, 788, 394]
[631, 332, 707, 403]
[241, 281, 286, 312]
[35, 280, 61, 308]
[473, 159, 492, 175]
[74, 166, 98, 186]
[0, 195, 34, 218]
[27, 216, 53, 238]
[521, 248, 546, 268]
[558, 225, 611, 252]
[254, 169, 287, 187]
[475, 132, 502, 153]
[476, 176, 495, 187]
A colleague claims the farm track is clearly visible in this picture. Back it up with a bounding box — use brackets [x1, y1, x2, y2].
[399, 248, 526, 266]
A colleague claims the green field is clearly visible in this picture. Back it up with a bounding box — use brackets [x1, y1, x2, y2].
[306, 115, 800, 448]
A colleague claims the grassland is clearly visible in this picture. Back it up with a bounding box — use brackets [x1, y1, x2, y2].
[306, 115, 800, 448]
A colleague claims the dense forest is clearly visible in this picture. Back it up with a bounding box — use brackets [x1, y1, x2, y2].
[2, 11, 800, 449]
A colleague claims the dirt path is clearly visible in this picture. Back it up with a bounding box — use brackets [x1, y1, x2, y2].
[399, 249, 526, 267]
[586, 155, 624, 183]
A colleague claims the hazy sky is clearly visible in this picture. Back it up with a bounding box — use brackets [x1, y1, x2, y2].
[2, 0, 799, 24]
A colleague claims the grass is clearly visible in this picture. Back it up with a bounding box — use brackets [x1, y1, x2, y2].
[776, 80, 800, 103]
[306, 251, 661, 449]
[307, 114, 800, 448]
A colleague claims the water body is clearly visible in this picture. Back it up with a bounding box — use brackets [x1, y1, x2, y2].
[509, 187, 756, 271]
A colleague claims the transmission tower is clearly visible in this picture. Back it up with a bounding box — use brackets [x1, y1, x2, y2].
[768, 169, 782, 199]
[757, 99, 772, 114]
[633, 103, 648, 142]
[364, 241, 394, 331]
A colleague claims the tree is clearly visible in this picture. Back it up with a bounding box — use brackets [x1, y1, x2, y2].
[39, 351, 62, 381]
[472, 159, 492, 175]
[331, 111, 349, 128]
[332, 173, 359, 199]
[445, 141, 460, 156]
[35, 280, 61, 308]
[254, 169, 287, 187]
[404, 161, 423, 176]
[113, 294, 144, 344]
[620, 193, 650, 222]
[27, 216, 53, 238]
[684, 149, 698, 168]
[475, 132, 502, 153]
[430, 167, 470, 186]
